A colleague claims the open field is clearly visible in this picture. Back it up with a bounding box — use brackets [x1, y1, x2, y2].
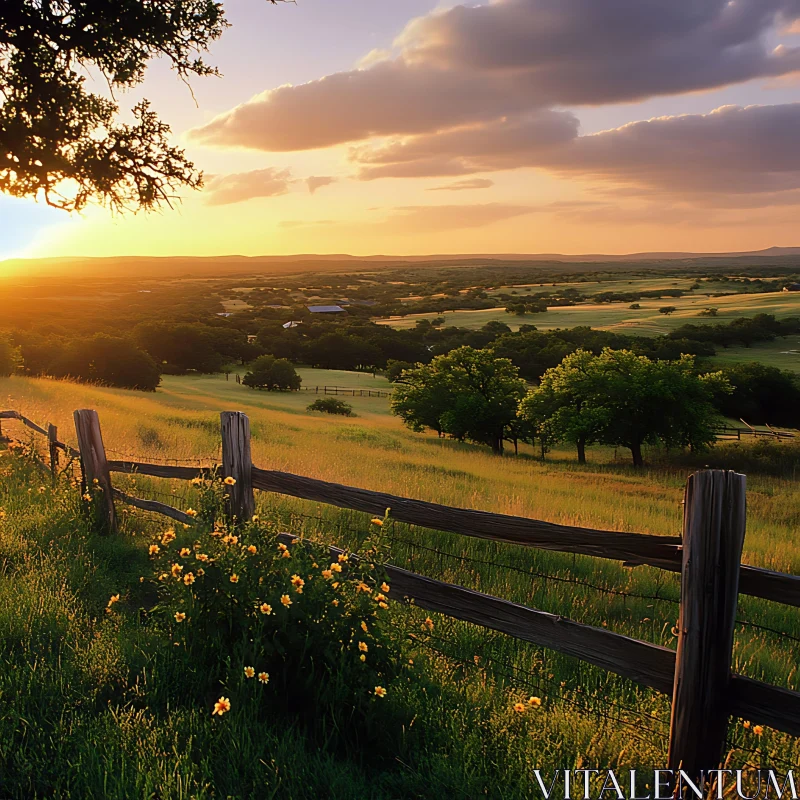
[2, 371, 800, 793]
[378, 289, 800, 337]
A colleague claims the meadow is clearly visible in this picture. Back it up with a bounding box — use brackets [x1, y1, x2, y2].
[378, 289, 800, 340]
[2, 371, 799, 796]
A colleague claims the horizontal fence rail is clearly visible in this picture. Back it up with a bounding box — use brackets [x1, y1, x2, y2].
[3, 407, 800, 780]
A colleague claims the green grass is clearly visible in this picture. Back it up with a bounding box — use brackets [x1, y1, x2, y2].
[377, 289, 800, 338]
[707, 336, 800, 373]
[1, 372, 799, 795]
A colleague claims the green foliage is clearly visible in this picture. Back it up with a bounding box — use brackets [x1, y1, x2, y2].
[385, 359, 413, 382]
[658, 306, 677, 315]
[0, 334, 22, 376]
[50, 333, 161, 391]
[521, 349, 728, 466]
[145, 486, 399, 748]
[392, 346, 526, 453]
[713, 362, 800, 427]
[307, 398, 354, 416]
[243, 355, 301, 391]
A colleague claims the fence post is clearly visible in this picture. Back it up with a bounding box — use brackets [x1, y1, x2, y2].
[220, 411, 255, 522]
[73, 409, 117, 533]
[667, 469, 746, 787]
[47, 423, 58, 485]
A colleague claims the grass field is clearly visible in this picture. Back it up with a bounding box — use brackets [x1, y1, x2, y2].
[377, 289, 800, 339]
[2, 372, 799, 795]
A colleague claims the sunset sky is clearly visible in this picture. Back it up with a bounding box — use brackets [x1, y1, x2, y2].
[3, 0, 800, 260]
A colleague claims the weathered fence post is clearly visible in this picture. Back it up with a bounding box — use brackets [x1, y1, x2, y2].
[668, 469, 746, 788]
[73, 409, 117, 533]
[47, 423, 59, 485]
[220, 411, 255, 522]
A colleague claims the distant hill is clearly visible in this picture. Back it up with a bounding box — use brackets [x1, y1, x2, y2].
[2, 247, 800, 280]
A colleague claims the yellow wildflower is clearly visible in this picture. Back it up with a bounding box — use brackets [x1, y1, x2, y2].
[230, 573, 239, 584]
[158, 573, 168, 582]
[370, 518, 383, 527]
[247, 545, 257, 554]
[375, 593, 387, 603]
[260, 603, 272, 615]
[161, 529, 176, 544]
[280, 594, 292, 607]
[374, 686, 387, 697]
[332, 599, 339, 606]
[38, 486, 46, 494]
[171, 563, 183, 577]
[358, 641, 368, 653]
[179, 547, 190, 557]
[184, 573, 195, 586]
[107, 594, 120, 607]
[149, 544, 160, 555]
[174, 612, 186, 623]
[356, 582, 372, 594]
[212, 697, 231, 716]
[753, 725, 764, 735]
[361, 621, 368, 633]
[282, 550, 291, 559]
[258, 672, 269, 684]
[196, 553, 208, 562]
[338, 553, 349, 563]
[528, 696, 542, 708]
[291, 575, 305, 593]
[197, 568, 205, 576]
[224, 476, 236, 486]
[321, 569, 333, 580]
[360, 654, 366, 662]
[743, 720, 751, 729]
[513, 703, 526, 714]
[278, 543, 287, 552]
[244, 666, 255, 679]
[423, 617, 434, 631]
[82, 493, 92, 502]
[252, 514, 260, 522]
[332, 582, 340, 589]
[378, 601, 389, 609]
[185, 508, 197, 518]
[330, 563, 342, 573]
[381, 582, 390, 593]
[191, 477, 202, 486]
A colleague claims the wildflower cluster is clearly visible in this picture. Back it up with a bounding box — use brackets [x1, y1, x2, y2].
[145, 488, 401, 730]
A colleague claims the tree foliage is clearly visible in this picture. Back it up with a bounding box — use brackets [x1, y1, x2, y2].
[0, 334, 22, 376]
[243, 355, 301, 391]
[0, 0, 284, 212]
[391, 347, 526, 453]
[713, 362, 800, 427]
[51, 334, 161, 390]
[521, 349, 728, 466]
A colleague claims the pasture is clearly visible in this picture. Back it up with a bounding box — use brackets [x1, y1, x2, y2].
[2, 371, 799, 795]
[378, 289, 800, 339]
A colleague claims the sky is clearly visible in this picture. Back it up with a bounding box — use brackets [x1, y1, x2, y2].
[3, 0, 800, 261]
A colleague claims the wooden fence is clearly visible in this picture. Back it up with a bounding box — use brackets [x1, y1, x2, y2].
[300, 385, 391, 398]
[3, 407, 800, 784]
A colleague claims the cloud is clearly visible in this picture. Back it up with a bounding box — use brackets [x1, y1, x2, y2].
[189, 0, 800, 152]
[544, 103, 800, 195]
[306, 176, 337, 194]
[374, 203, 533, 232]
[279, 219, 336, 228]
[353, 111, 578, 179]
[428, 178, 495, 191]
[352, 103, 800, 201]
[203, 168, 293, 205]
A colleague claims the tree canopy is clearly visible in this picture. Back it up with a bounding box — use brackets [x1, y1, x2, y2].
[243, 355, 301, 391]
[391, 347, 526, 454]
[520, 349, 729, 466]
[0, 0, 283, 212]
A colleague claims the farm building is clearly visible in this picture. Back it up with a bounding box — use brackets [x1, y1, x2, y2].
[282, 320, 302, 329]
[307, 305, 346, 314]
[783, 284, 800, 292]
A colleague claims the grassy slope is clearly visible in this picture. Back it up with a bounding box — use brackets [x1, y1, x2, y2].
[2, 372, 799, 794]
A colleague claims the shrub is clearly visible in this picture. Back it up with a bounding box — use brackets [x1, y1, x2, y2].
[307, 398, 354, 416]
[146, 486, 400, 747]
